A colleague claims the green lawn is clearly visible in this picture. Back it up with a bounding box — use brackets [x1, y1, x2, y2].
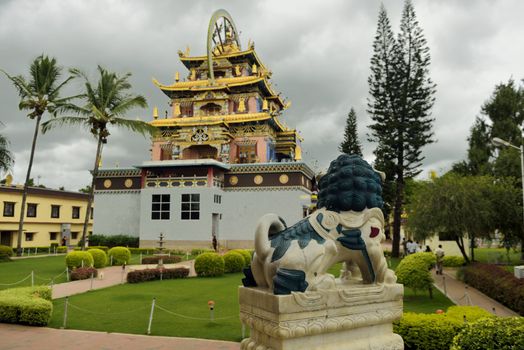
[0, 256, 68, 289]
[473, 248, 521, 265]
[2, 253, 455, 340]
[49, 274, 244, 341]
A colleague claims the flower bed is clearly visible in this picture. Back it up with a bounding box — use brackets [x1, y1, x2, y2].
[127, 267, 189, 283]
[462, 263, 524, 315]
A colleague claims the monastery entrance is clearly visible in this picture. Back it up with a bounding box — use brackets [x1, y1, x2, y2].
[182, 145, 218, 160]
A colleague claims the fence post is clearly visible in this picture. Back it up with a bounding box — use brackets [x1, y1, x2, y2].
[31, 271, 34, 287]
[62, 297, 69, 329]
[35, 247, 38, 255]
[140, 253, 142, 264]
[66, 268, 70, 282]
[147, 298, 156, 335]
[160, 269, 163, 281]
[90, 272, 94, 290]
[110, 256, 113, 266]
[121, 264, 126, 284]
[241, 323, 246, 339]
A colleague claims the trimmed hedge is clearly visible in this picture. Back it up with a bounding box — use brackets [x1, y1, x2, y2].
[70, 267, 98, 281]
[75, 245, 109, 252]
[88, 234, 139, 248]
[0, 244, 14, 257]
[451, 317, 524, 350]
[462, 262, 524, 315]
[127, 267, 189, 283]
[56, 246, 67, 254]
[0, 286, 52, 326]
[141, 256, 182, 264]
[394, 306, 493, 350]
[194, 253, 225, 277]
[65, 251, 94, 269]
[0, 245, 13, 261]
[87, 248, 107, 268]
[230, 249, 252, 266]
[191, 248, 215, 256]
[443, 255, 466, 267]
[396, 252, 435, 294]
[108, 246, 131, 265]
[224, 251, 245, 273]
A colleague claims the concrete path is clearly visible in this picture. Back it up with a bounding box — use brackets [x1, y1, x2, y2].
[52, 260, 196, 299]
[0, 323, 240, 350]
[432, 268, 519, 317]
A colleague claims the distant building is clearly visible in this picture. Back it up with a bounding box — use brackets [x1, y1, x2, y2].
[93, 10, 314, 250]
[0, 185, 93, 248]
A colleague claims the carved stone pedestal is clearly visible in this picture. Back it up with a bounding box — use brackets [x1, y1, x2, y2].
[239, 283, 404, 350]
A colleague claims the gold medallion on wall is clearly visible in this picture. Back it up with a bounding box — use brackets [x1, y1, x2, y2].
[279, 174, 289, 184]
[254, 175, 264, 185]
[124, 179, 133, 188]
[229, 176, 239, 185]
[103, 179, 112, 188]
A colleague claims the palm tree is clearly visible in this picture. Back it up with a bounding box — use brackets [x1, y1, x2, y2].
[42, 66, 157, 250]
[0, 122, 14, 174]
[2, 55, 75, 256]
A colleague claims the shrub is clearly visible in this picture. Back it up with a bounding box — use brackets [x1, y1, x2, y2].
[70, 267, 98, 281]
[87, 248, 107, 268]
[446, 305, 493, 323]
[396, 253, 434, 293]
[0, 286, 52, 326]
[127, 267, 190, 283]
[65, 251, 94, 269]
[56, 246, 67, 254]
[108, 246, 131, 265]
[443, 255, 466, 267]
[86, 245, 108, 252]
[231, 249, 252, 266]
[224, 251, 245, 273]
[141, 256, 182, 264]
[394, 306, 495, 350]
[394, 312, 463, 350]
[88, 234, 139, 248]
[451, 317, 524, 350]
[191, 248, 214, 256]
[0, 245, 14, 257]
[194, 253, 225, 277]
[462, 263, 524, 315]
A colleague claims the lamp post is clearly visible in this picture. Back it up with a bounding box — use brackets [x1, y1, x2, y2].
[492, 137, 524, 261]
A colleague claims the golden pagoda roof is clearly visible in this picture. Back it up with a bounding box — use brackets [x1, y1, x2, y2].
[149, 112, 293, 133]
[153, 75, 287, 108]
[178, 48, 266, 70]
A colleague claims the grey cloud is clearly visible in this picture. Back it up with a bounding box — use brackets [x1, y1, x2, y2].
[1, 0, 524, 189]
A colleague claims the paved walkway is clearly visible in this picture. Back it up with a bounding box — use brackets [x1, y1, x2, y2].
[0, 323, 240, 350]
[52, 260, 196, 299]
[432, 268, 519, 317]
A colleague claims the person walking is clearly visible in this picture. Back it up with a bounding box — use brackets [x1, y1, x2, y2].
[435, 244, 445, 275]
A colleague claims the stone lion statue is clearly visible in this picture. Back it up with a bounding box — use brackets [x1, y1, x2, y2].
[242, 154, 396, 294]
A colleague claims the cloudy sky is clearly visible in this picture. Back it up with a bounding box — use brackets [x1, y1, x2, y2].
[0, 0, 523, 190]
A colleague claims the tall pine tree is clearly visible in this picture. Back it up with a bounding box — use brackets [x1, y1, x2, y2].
[339, 108, 363, 156]
[368, 0, 436, 257]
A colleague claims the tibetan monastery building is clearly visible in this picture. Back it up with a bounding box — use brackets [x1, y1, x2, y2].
[93, 10, 314, 249]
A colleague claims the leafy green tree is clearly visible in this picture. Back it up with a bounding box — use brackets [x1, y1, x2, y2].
[451, 117, 492, 176]
[0, 122, 14, 174]
[406, 174, 521, 262]
[339, 108, 362, 156]
[2, 55, 75, 256]
[78, 185, 91, 194]
[368, 0, 436, 257]
[42, 66, 157, 250]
